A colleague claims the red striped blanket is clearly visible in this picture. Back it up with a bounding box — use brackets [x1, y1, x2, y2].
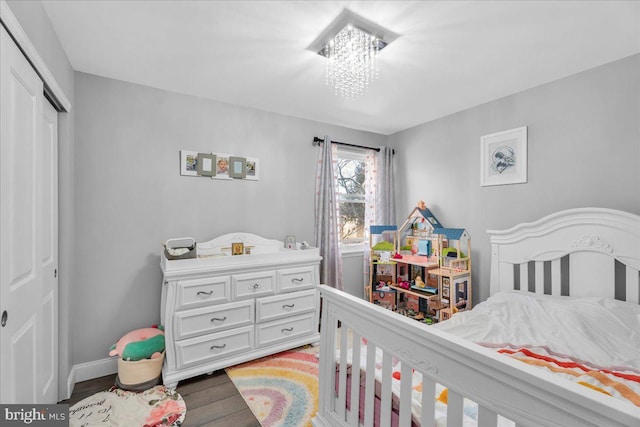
[479, 343, 640, 407]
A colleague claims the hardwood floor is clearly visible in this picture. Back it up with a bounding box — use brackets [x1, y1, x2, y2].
[60, 371, 260, 427]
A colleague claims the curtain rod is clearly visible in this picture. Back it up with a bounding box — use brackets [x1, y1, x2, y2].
[312, 136, 394, 154]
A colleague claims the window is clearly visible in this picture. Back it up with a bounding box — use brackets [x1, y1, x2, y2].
[335, 147, 369, 247]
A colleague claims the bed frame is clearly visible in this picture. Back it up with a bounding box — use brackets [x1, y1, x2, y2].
[313, 208, 640, 427]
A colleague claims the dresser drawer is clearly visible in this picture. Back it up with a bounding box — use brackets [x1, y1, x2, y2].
[256, 290, 316, 323]
[175, 326, 253, 369]
[177, 276, 230, 310]
[278, 266, 316, 293]
[175, 300, 254, 340]
[231, 270, 276, 300]
[255, 313, 316, 348]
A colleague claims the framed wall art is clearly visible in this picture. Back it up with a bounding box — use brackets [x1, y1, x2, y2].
[245, 157, 260, 181]
[180, 150, 258, 181]
[180, 150, 199, 176]
[197, 153, 216, 177]
[212, 153, 232, 180]
[480, 126, 527, 187]
[229, 156, 247, 179]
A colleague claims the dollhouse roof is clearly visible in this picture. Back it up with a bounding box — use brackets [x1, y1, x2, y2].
[412, 208, 443, 229]
[370, 225, 398, 235]
[433, 228, 469, 240]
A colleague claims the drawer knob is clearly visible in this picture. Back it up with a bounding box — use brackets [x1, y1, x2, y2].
[282, 304, 295, 310]
[291, 277, 304, 283]
[251, 283, 260, 289]
[281, 327, 294, 333]
[211, 316, 227, 322]
[197, 290, 214, 297]
[210, 344, 226, 350]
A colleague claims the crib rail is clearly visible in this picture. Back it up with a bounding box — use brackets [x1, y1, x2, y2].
[312, 285, 640, 427]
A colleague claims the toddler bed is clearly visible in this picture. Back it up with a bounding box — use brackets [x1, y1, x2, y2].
[313, 208, 640, 427]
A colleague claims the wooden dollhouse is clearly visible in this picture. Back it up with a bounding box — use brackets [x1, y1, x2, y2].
[366, 202, 473, 323]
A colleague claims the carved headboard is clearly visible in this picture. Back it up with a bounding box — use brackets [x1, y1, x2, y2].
[487, 208, 640, 303]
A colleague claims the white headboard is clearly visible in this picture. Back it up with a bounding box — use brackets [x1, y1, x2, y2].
[487, 208, 640, 303]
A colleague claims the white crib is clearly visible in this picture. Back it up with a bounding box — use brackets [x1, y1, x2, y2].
[313, 208, 640, 427]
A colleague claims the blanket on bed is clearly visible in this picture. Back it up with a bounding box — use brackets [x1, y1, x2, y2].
[481, 343, 640, 407]
[338, 291, 640, 426]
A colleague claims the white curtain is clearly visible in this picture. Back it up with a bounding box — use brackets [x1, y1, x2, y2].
[314, 136, 344, 290]
[363, 147, 395, 297]
[363, 149, 377, 294]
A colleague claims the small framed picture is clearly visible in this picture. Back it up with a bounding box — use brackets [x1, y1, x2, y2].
[197, 153, 216, 177]
[212, 153, 232, 180]
[442, 284, 450, 298]
[245, 158, 260, 181]
[180, 150, 199, 176]
[229, 156, 247, 179]
[480, 126, 528, 186]
[231, 242, 244, 256]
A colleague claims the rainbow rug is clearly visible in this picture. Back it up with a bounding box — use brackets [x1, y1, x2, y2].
[225, 346, 319, 427]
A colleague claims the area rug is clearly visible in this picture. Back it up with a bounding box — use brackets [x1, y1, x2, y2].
[226, 346, 319, 427]
[69, 385, 186, 427]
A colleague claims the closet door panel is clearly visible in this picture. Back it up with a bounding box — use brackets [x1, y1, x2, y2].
[0, 24, 45, 404]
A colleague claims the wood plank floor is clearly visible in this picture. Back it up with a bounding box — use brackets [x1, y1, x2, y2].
[59, 370, 260, 427]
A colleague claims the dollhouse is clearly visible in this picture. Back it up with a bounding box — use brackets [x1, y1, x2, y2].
[367, 202, 472, 323]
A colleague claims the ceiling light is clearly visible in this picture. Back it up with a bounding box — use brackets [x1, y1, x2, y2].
[308, 9, 399, 99]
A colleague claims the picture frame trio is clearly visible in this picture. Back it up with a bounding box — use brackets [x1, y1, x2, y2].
[180, 150, 259, 180]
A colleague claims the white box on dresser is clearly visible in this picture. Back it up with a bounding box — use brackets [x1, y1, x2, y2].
[160, 232, 321, 388]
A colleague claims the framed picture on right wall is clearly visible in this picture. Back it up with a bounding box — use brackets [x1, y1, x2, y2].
[480, 126, 527, 186]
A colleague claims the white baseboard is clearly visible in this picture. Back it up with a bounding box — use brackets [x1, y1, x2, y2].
[66, 357, 118, 399]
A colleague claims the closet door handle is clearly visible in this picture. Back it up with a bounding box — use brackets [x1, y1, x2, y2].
[211, 316, 227, 322]
[210, 344, 226, 350]
[197, 290, 213, 297]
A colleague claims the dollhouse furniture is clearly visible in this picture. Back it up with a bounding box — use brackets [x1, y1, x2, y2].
[160, 232, 321, 388]
[314, 208, 640, 427]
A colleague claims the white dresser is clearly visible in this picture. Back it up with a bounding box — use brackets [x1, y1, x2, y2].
[160, 233, 321, 388]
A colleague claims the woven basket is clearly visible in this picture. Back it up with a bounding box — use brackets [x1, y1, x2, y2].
[117, 351, 164, 386]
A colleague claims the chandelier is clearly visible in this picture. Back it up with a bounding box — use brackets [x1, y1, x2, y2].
[308, 10, 399, 99]
[321, 25, 384, 98]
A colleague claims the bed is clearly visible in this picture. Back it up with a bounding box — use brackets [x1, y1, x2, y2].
[313, 208, 640, 427]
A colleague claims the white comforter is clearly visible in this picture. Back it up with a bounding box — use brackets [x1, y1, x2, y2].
[435, 290, 640, 369]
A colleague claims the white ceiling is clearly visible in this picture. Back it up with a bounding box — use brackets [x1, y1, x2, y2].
[42, 1, 640, 135]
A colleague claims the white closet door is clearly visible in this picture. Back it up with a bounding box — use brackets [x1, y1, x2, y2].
[0, 24, 49, 403]
[40, 100, 59, 403]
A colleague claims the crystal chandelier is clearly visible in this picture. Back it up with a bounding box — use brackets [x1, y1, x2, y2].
[322, 24, 384, 98]
[308, 10, 399, 99]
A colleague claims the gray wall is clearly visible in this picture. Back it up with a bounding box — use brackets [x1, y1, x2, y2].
[73, 73, 386, 364]
[7, 0, 76, 399]
[389, 54, 640, 304]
